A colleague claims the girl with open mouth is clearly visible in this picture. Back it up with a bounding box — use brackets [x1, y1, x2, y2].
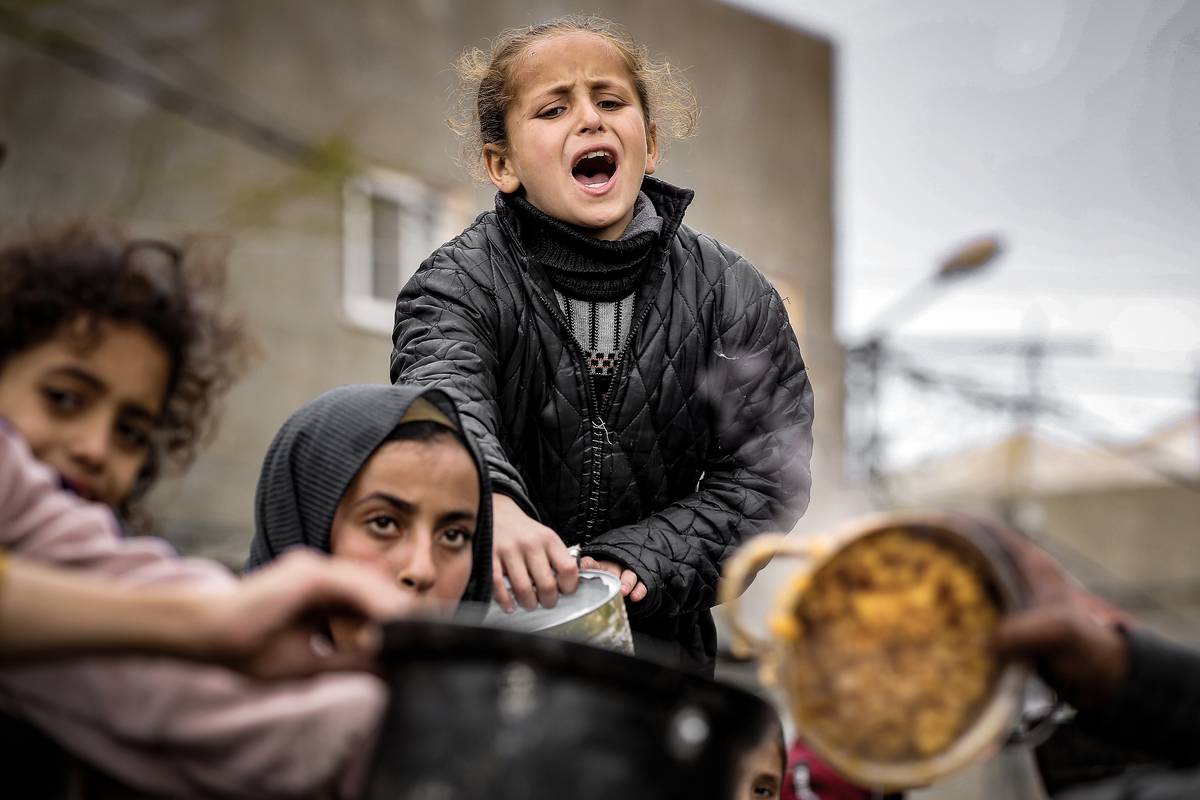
[392, 15, 816, 676]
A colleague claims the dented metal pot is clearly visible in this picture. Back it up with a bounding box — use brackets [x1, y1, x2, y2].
[482, 568, 635, 655]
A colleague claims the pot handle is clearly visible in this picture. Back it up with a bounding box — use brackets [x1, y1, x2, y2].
[719, 533, 812, 658]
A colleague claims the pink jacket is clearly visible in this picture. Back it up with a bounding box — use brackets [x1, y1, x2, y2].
[0, 424, 386, 798]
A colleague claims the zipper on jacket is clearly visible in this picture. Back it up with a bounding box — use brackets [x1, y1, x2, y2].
[530, 286, 607, 544]
[579, 282, 658, 538]
[580, 277, 660, 538]
[500, 212, 663, 543]
[501, 231, 605, 544]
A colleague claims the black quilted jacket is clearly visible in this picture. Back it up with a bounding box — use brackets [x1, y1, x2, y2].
[390, 177, 814, 673]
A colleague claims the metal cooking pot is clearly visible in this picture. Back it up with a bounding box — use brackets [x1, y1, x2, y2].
[482, 568, 634, 655]
[363, 620, 776, 800]
[720, 510, 1029, 792]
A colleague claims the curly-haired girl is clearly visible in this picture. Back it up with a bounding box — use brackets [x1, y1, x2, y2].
[0, 223, 397, 797]
[0, 220, 244, 524]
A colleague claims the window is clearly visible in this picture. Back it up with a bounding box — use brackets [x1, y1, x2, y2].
[342, 169, 449, 333]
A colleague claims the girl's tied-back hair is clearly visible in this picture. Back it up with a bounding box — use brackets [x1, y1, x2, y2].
[449, 15, 699, 181]
[0, 219, 249, 525]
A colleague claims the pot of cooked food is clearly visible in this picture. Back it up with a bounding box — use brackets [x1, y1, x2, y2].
[364, 620, 776, 800]
[482, 568, 635, 655]
[719, 511, 1028, 792]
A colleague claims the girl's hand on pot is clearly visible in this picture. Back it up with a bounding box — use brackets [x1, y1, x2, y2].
[580, 557, 647, 603]
[492, 494, 579, 613]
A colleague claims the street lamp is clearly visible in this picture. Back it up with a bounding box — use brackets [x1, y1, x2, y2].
[861, 233, 1004, 340]
[847, 233, 1005, 501]
[938, 233, 1004, 277]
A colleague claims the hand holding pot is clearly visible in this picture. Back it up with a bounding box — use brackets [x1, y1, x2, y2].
[988, 523, 1130, 710]
[491, 494, 580, 613]
[579, 556, 647, 603]
[202, 549, 416, 679]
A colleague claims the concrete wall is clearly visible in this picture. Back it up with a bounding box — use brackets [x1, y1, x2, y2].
[0, 0, 837, 564]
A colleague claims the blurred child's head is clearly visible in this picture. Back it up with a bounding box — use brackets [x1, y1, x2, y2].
[735, 714, 786, 800]
[452, 16, 697, 239]
[781, 739, 872, 800]
[0, 221, 244, 520]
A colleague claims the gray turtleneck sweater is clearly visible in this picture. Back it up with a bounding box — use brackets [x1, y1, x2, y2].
[511, 192, 663, 403]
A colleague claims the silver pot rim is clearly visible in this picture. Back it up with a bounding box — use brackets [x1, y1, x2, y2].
[483, 568, 623, 632]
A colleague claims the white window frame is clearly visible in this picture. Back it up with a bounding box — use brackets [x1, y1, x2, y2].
[342, 168, 446, 334]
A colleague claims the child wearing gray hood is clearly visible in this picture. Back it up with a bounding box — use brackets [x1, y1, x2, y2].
[248, 383, 493, 617]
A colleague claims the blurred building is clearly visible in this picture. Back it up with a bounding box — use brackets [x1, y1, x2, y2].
[0, 0, 838, 564]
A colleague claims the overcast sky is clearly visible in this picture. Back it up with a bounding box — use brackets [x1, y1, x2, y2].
[727, 0, 1200, 462]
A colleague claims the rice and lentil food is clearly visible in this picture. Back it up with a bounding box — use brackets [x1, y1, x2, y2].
[772, 528, 1001, 762]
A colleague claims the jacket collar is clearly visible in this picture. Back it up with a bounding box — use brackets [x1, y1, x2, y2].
[495, 175, 695, 274]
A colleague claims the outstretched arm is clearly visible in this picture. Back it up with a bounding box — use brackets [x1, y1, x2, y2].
[0, 549, 412, 678]
[990, 522, 1200, 766]
[581, 263, 814, 619]
[0, 420, 386, 798]
[391, 245, 578, 612]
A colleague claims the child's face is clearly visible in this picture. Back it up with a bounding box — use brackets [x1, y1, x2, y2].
[484, 32, 658, 240]
[329, 435, 479, 639]
[0, 319, 169, 508]
[734, 730, 785, 800]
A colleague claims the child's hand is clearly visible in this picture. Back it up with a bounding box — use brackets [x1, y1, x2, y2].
[492, 494, 580, 613]
[197, 549, 415, 679]
[579, 556, 647, 603]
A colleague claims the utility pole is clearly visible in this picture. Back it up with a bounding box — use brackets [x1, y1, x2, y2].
[844, 235, 1004, 504]
[1002, 335, 1046, 527]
